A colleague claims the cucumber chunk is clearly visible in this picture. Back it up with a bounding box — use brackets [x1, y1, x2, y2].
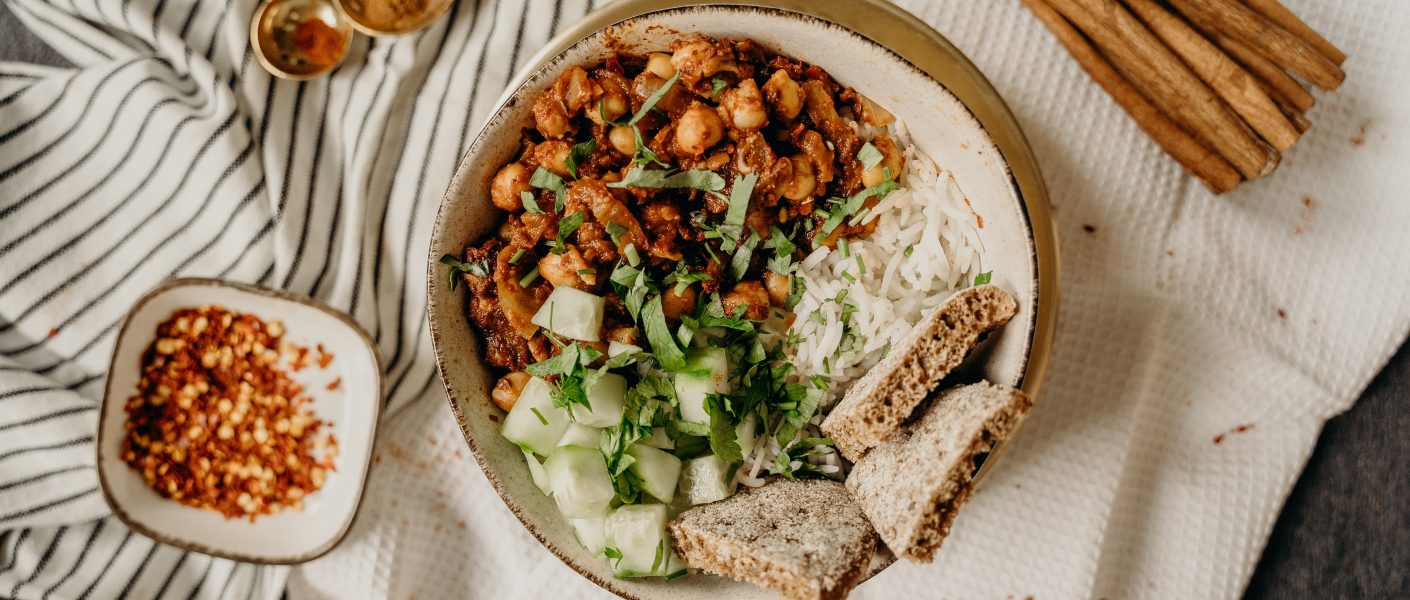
[644, 427, 674, 450]
[501, 377, 569, 455]
[627, 445, 682, 503]
[557, 423, 603, 449]
[531, 286, 605, 342]
[544, 446, 615, 519]
[606, 504, 671, 577]
[678, 454, 737, 506]
[673, 348, 730, 424]
[570, 515, 609, 556]
[569, 372, 627, 428]
[607, 340, 641, 358]
[522, 450, 553, 496]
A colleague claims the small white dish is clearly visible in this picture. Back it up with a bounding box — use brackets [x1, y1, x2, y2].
[97, 278, 382, 564]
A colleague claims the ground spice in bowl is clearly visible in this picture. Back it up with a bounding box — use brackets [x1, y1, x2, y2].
[121, 306, 339, 520]
[292, 18, 346, 67]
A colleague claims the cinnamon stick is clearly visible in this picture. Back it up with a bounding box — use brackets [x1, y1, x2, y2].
[1243, 0, 1347, 66]
[1120, 0, 1299, 150]
[1272, 93, 1311, 134]
[1043, 0, 1277, 179]
[1021, 0, 1241, 193]
[1210, 32, 1316, 114]
[1169, 0, 1344, 90]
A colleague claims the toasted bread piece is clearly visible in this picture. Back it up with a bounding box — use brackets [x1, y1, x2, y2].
[668, 478, 876, 600]
[821, 284, 1017, 461]
[846, 381, 1032, 562]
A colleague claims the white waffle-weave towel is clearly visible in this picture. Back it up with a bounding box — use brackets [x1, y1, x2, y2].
[1, 0, 1407, 598]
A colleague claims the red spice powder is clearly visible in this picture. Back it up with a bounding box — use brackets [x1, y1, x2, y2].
[292, 19, 345, 66]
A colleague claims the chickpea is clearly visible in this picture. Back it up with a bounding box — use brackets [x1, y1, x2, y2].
[492, 372, 531, 412]
[532, 92, 571, 139]
[862, 135, 905, 187]
[609, 125, 637, 156]
[675, 103, 724, 156]
[645, 52, 675, 79]
[782, 155, 817, 201]
[764, 271, 792, 307]
[670, 38, 729, 82]
[608, 327, 640, 346]
[588, 77, 629, 125]
[722, 79, 767, 131]
[722, 281, 769, 321]
[491, 163, 533, 211]
[661, 285, 698, 321]
[534, 140, 573, 178]
[538, 245, 594, 289]
[762, 69, 803, 120]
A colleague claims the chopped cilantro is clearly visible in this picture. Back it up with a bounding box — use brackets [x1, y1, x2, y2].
[564, 138, 595, 179]
[509, 248, 526, 264]
[719, 173, 758, 253]
[904, 245, 914, 257]
[520, 190, 543, 214]
[642, 295, 686, 371]
[632, 71, 679, 126]
[710, 77, 728, 98]
[519, 266, 541, 287]
[855, 254, 866, 275]
[529, 167, 568, 211]
[728, 231, 760, 283]
[974, 271, 993, 286]
[706, 395, 743, 463]
[608, 168, 726, 192]
[811, 179, 899, 245]
[440, 254, 490, 290]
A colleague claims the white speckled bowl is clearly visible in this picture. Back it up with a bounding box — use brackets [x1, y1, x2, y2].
[427, 1, 1058, 597]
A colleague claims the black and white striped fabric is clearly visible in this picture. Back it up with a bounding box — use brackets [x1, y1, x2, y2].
[0, 0, 597, 596]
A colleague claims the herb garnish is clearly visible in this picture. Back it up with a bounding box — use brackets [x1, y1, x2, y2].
[520, 190, 543, 214]
[547, 211, 586, 255]
[529, 167, 568, 211]
[608, 168, 726, 192]
[642, 295, 686, 371]
[718, 173, 757, 253]
[811, 179, 900, 245]
[565, 139, 595, 179]
[440, 254, 490, 290]
[857, 141, 883, 171]
[974, 271, 993, 286]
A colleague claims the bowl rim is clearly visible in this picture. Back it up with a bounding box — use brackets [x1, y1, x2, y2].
[95, 277, 384, 565]
[427, 0, 1060, 596]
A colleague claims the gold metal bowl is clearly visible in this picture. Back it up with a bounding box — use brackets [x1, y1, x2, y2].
[251, 0, 354, 80]
[334, 0, 454, 37]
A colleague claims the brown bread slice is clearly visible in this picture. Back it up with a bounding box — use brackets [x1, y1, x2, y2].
[846, 381, 1032, 562]
[668, 478, 876, 600]
[821, 284, 1018, 461]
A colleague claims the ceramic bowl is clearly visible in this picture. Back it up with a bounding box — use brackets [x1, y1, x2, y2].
[427, 1, 1058, 597]
[97, 278, 382, 564]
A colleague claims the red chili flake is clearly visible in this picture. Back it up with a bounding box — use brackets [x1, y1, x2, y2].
[47, 328, 58, 338]
[326, 377, 342, 391]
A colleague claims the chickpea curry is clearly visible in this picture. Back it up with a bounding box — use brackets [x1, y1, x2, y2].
[440, 34, 909, 581]
[447, 35, 905, 373]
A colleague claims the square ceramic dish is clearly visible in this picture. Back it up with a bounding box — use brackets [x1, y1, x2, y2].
[96, 278, 382, 564]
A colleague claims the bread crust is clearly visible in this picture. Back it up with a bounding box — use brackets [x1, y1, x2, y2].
[845, 382, 1033, 562]
[820, 284, 1018, 461]
[668, 478, 877, 600]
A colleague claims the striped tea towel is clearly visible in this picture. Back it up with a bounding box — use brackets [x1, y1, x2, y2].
[3, 0, 1410, 599]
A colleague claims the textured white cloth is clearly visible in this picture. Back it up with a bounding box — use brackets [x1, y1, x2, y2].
[2, 0, 1407, 599]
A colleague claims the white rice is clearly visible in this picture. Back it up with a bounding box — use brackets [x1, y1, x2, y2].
[736, 120, 984, 486]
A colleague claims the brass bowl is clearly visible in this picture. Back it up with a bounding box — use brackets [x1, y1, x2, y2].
[251, 0, 354, 80]
[334, 0, 454, 37]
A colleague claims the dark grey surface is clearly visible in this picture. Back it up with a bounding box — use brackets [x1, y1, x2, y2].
[0, 4, 1405, 598]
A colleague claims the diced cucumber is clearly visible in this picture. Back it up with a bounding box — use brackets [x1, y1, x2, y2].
[523, 450, 553, 496]
[502, 377, 569, 455]
[644, 427, 674, 450]
[557, 423, 603, 449]
[606, 504, 671, 577]
[544, 446, 615, 519]
[607, 340, 641, 358]
[736, 412, 758, 460]
[569, 372, 627, 428]
[678, 454, 737, 506]
[570, 515, 609, 556]
[532, 286, 605, 342]
[626, 445, 682, 503]
[673, 348, 730, 424]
